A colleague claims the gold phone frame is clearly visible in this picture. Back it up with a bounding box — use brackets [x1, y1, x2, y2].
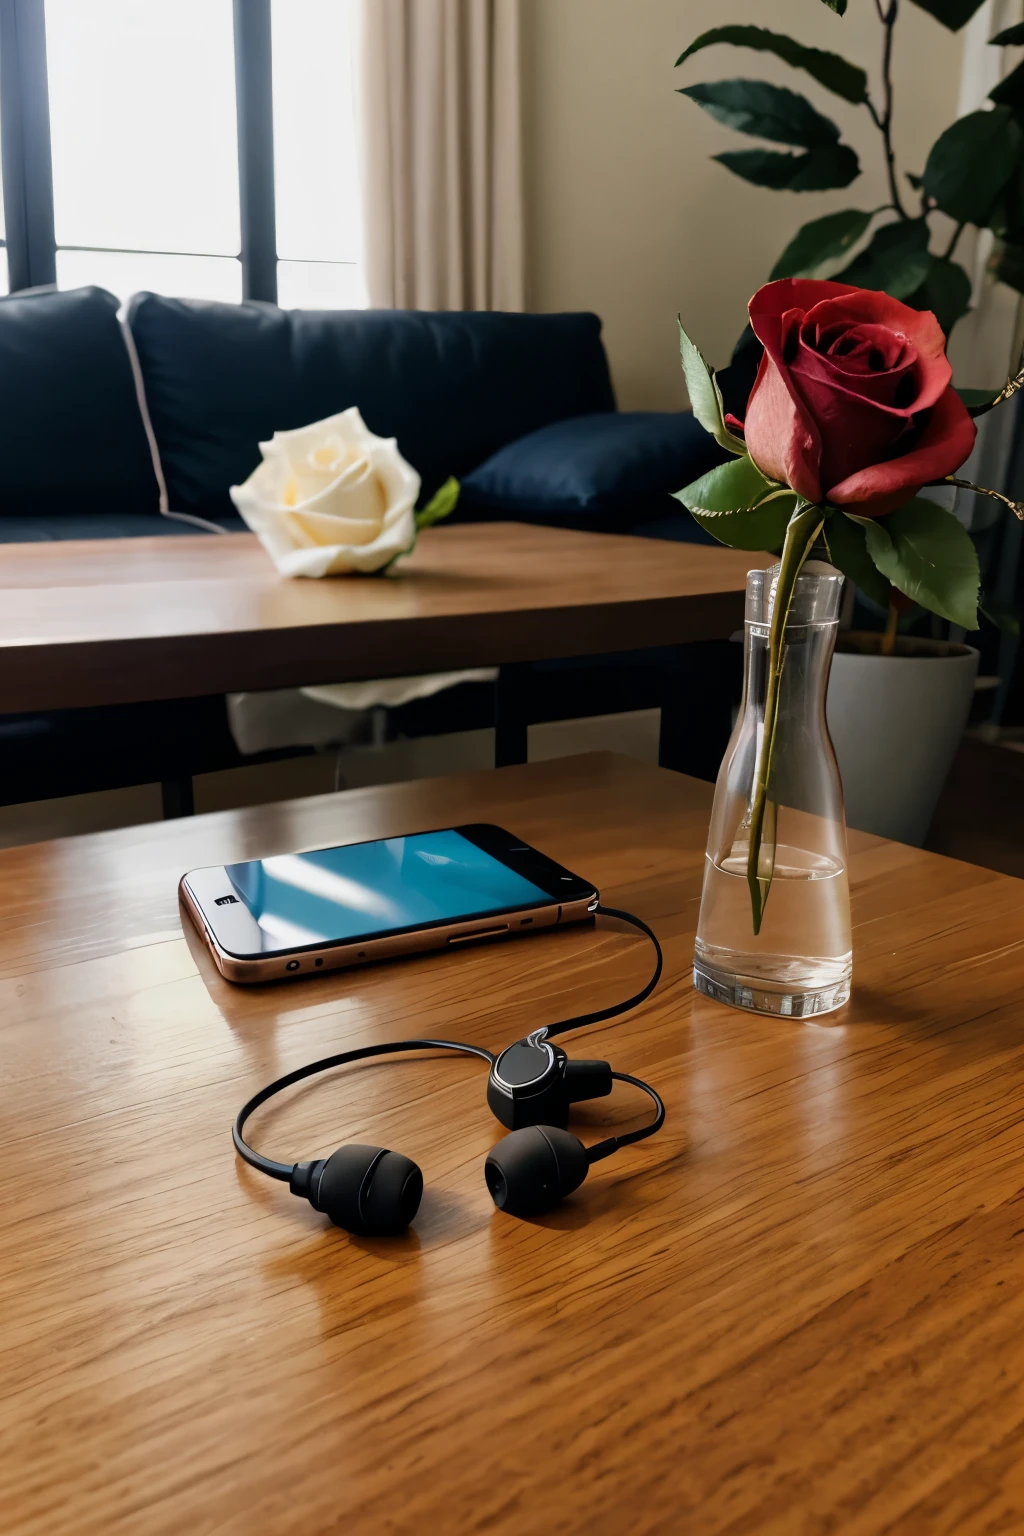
[179, 875, 598, 985]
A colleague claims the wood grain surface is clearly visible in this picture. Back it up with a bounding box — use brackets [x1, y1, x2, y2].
[3, 751, 1024, 1535]
[0, 524, 766, 712]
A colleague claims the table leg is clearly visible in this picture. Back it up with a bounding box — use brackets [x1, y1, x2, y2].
[161, 776, 195, 819]
[658, 641, 740, 781]
[494, 663, 530, 767]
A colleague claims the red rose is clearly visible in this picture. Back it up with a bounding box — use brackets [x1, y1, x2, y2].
[741, 278, 976, 517]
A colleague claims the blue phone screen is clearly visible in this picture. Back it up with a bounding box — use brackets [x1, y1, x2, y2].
[224, 830, 550, 949]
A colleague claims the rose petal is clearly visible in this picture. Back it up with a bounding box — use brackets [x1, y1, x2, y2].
[827, 386, 977, 516]
[749, 279, 860, 334]
[275, 507, 418, 578]
[282, 507, 385, 548]
[803, 286, 950, 352]
[817, 322, 909, 373]
[743, 350, 823, 504]
[799, 290, 951, 415]
[266, 405, 373, 459]
[792, 358, 922, 491]
[368, 438, 420, 529]
[290, 460, 385, 529]
[795, 324, 919, 410]
[793, 347, 919, 413]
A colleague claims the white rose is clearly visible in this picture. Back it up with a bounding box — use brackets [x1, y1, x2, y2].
[229, 406, 420, 577]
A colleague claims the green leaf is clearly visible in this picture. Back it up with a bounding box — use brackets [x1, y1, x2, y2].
[689, 494, 798, 553]
[677, 321, 746, 456]
[924, 108, 1020, 225]
[823, 510, 892, 608]
[676, 454, 777, 513]
[907, 0, 988, 30]
[991, 59, 1024, 110]
[996, 240, 1024, 295]
[770, 208, 873, 279]
[415, 476, 459, 531]
[857, 499, 980, 629]
[717, 144, 860, 192]
[837, 218, 932, 298]
[904, 254, 973, 336]
[820, 0, 847, 13]
[991, 22, 1024, 46]
[675, 28, 866, 104]
[678, 80, 840, 147]
[675, 456, 796, 551]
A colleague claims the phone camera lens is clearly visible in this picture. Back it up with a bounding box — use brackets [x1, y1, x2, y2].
[286, 960, 300, 972]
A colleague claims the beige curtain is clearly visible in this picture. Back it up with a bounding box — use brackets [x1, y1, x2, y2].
[358, 0, 524, 311]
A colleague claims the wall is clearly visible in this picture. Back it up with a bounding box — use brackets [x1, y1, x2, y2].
[521, 0, 965, 410]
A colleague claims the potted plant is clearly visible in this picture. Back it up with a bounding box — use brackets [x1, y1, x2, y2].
[675, 0, 1024, 844]
[675, 277, 1020, 1015]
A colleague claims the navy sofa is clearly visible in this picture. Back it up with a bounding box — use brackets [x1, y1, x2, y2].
[0, 286, 740, 809]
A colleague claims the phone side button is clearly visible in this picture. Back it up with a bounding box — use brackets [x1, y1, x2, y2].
[448, 923, 510, 946]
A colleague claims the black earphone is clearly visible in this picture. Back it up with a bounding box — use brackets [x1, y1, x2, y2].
[233, 907, 665, 1232]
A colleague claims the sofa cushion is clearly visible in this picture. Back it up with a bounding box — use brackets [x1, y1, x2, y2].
[0, 286, 160, 519]
[127, 296, 616, 520]
[459, 410, 726, 534]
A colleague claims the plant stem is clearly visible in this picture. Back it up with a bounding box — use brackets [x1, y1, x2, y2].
[944, 476, 1024, 520]
[881, 599, 899, 656]
[871, 0, 909, 220]
[957, 346, 1024, 418]
[746, 504, 825, 936]
[943, 221, 966, 260]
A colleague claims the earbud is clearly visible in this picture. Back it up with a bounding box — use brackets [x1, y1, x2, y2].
[289, 1144, 423, 1235]
[484, 1125, 589, 1217]
[487, 1039, 612, 1130]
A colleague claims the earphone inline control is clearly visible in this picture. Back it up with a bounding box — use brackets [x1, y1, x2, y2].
[233, 906, 665, 1231]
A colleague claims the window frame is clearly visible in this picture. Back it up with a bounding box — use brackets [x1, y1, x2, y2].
[0, 0, 279, 300]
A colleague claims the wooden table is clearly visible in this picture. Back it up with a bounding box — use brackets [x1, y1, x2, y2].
[7, 752, 1024, 1534]
[0, 524, 762, 768]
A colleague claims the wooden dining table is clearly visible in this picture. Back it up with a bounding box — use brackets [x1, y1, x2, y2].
[5, 750, 1024, 1534]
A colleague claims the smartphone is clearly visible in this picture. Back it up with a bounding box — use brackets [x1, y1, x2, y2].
[180, 823, 598, 984]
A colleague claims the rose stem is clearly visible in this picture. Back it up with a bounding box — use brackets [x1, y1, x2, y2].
[881, 598, 899, 656]
[746, 503, 825, 936]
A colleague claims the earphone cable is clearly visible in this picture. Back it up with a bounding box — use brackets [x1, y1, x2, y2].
[535, 905, 663, 1043]
[233, 1037, 496, 1182]
[585, 1070, 666, 1164]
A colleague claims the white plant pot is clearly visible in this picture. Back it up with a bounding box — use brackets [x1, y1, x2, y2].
[825, 640, 979, 847]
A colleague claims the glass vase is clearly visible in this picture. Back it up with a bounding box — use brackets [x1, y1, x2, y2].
[693, 560, 851, 1018]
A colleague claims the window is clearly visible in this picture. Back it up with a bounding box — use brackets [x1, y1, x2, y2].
[0, 0, 363, 308]
[272, 0, 364, 310]
[46, 0, 241, 302]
